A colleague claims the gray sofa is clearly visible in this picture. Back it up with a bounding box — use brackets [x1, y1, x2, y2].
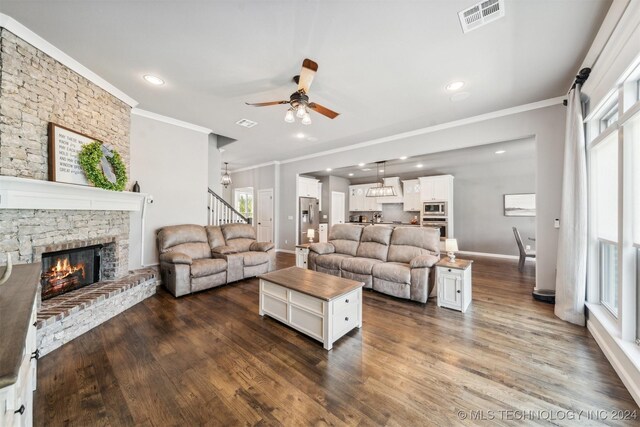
[308, 224, 440, 303]
[157, 223, 275, 297]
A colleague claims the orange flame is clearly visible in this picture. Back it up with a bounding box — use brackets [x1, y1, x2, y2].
[44, 257, 85, 281]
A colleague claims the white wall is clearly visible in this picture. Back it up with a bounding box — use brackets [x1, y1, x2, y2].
[128, 114, 210, 268]
[208, 133, 222, 194]
[276, 104, 566, 291]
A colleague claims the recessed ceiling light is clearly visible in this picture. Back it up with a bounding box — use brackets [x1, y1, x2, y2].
[446, 81, 465, 91]
[399, 156, 408, 160]
[362, 168, 372, 171]
[326, 168, 332, 172]
[416, 164, 424, 168]
[450, 92, 470, 102]
[379, 169, 384, 173]
[348, 173, 354, 176]
[295, 132, 305, 139]
[495, 150, 506, 154]
[143, 74, 164, 86]
[358, 163, 365, 167]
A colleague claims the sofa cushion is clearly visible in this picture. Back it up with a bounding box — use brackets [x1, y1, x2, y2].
[315, 253, 353, 270]
[410, 254, 440, 269]
[341, 257, 383, 275]
[159, 252, 192, 265]
[221, 223, 257, 252]
[205, 225, 226, 249]
[328, 224, 364, 256]
[243, 251, 270, 267]
[158, 224, 207, 251]
[250, 241, 275, 252]
[166, 243, 211, 260]
[356, 226, 393, 261]
[191, 258, 227, 278]
[387, 227, 440, 263]
[372, 262, 411, 284]
[309, 242, 335, 255]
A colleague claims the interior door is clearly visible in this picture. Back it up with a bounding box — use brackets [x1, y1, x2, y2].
[257, 189, 274, 242]
[331, 191, 345, 227]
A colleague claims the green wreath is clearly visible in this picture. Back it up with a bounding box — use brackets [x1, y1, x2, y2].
[78, 141, 127, 191]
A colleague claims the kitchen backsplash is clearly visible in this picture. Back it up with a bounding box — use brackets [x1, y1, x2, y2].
[350, 203, 419, 223]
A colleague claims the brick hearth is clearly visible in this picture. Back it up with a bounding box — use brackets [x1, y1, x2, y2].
[36, 269, 158, 356]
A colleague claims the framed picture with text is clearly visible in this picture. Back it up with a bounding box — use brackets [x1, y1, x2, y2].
[48, 123, 97, 186]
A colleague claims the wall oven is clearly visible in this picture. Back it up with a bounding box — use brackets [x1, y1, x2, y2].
[422, 218, 448, 239]
[423, 202, 447, 216]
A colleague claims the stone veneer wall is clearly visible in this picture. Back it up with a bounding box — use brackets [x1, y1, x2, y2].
[0, 28, 132, 274]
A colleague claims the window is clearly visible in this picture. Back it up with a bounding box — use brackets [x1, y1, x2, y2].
[234, 188, 254, 220]
[591, 132, 619, 315]
[599, 104, 619, 133]
[627, 111, 640, 342]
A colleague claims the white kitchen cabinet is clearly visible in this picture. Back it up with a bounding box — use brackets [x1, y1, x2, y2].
[319, 223, 328, 243]
[402, 179, 421, 211]
[298, 176, 320, 198]
[349, 184, 381, 212]
[419, 175, 453, 202]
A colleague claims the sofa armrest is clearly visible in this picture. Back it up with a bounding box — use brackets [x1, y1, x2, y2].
[159, 252, 192, 265]
[309, 242, 335, 255]
[212, 245, 238, 255]
[410, 254, 440, 269]
[250, 241, 275, 252]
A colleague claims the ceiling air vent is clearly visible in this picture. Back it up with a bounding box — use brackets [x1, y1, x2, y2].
[458, 0, 505, 33]
[235, 118, 258, 128]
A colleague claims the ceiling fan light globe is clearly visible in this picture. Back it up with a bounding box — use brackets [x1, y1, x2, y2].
[284, 109, 295, 123]
[301, 113, 312, 125]
[296, 104, 307, 118]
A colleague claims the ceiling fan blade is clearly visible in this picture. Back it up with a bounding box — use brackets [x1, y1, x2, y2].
[297, 58, 318, 94]
[308, 102, 339, 119]
[245, 100, 289, 107]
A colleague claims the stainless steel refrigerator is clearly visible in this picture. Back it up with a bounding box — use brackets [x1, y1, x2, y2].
[299, 197, 319, 244]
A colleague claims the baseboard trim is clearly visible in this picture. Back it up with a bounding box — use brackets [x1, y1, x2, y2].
[457, 250, 535, 262]
[586, 310, 640, 406]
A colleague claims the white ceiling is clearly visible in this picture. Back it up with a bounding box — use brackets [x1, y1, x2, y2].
[306, 137, 536, 181]
[0, 1, 610, 168]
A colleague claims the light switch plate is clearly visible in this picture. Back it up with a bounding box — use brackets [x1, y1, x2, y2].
[323, 214, 327, 219]
[554, 219, 560, 228]
[288, 215, 293, 220]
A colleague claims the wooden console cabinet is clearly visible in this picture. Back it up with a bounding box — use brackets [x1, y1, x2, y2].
[0, 263, 40, 426]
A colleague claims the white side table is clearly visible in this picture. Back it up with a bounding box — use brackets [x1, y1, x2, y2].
[295, 244, 311, 268]
[436, 258, 473, 313]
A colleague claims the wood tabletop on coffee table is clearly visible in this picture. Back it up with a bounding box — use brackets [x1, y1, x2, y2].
[258, 267, 364, 301]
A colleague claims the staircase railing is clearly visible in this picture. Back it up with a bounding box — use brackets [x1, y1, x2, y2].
[207, 188, 249, 225]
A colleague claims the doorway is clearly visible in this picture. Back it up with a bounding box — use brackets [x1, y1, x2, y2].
[257, 189, 274, 243]
[331, 191, 345, 227]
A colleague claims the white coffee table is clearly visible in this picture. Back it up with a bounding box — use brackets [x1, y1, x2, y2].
[258, 267, 364, 350]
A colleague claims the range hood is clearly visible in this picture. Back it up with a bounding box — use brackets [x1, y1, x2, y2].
[376, 177, 403, 203]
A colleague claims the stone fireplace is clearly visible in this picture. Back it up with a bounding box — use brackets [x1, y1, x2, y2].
[0, 26, 158, 357]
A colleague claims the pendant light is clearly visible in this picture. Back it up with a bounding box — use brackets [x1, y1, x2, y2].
[221, 162, 232, 188]
[366, 161, 396, 197]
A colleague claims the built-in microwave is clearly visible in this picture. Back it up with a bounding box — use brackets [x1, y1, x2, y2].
[423, 202, 447, 216]
[422, 221, 448, 239]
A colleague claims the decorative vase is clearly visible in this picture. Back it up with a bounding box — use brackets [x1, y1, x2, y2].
[132, 181, 140, 193]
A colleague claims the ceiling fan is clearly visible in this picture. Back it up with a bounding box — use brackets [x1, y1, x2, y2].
[245, 58, 340, 125]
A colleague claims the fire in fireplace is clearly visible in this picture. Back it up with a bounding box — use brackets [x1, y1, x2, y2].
[41, 245, 102, 300]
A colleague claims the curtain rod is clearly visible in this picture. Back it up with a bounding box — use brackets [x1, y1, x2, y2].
[563, 68, 591, 106]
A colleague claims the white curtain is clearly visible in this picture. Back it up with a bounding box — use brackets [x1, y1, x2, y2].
[555, 86, 588, 325]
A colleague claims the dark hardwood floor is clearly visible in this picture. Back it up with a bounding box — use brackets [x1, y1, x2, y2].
[35, 254, 638, 426]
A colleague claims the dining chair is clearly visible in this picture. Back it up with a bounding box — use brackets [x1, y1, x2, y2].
[513, 227, 536, 272]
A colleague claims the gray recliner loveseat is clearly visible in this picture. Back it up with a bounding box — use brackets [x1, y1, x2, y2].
[308, 224, 440, 303]
[157, 223, 275, 297]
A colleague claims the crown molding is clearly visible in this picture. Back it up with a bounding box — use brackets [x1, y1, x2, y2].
[0, 13, 138, 108]
[131, 109, 212, 134]
[229, 161, 280, 174]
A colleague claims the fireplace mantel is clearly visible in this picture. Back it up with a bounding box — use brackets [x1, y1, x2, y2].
[0, 176, 147, 211]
